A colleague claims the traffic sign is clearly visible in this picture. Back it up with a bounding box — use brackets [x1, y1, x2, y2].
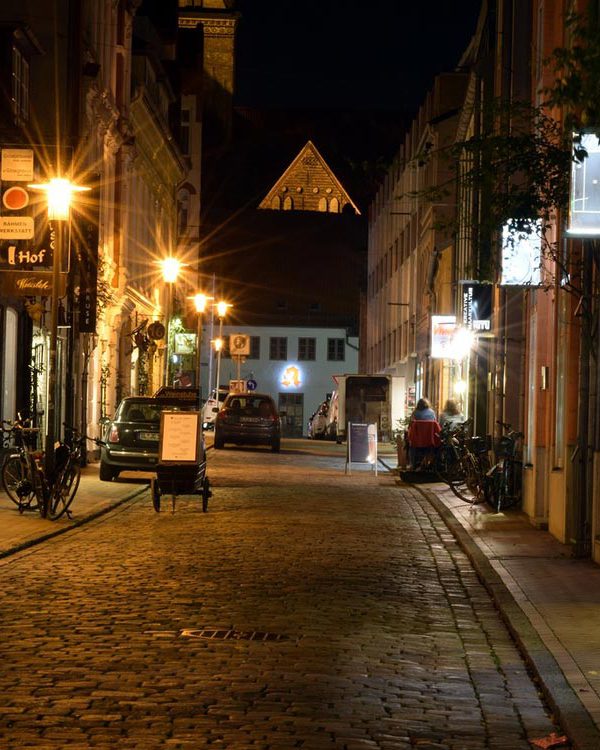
[246, 379, 257, 391]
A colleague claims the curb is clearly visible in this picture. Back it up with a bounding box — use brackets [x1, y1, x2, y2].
[417, 485, 600, 750]
[0, 485, 147, 560]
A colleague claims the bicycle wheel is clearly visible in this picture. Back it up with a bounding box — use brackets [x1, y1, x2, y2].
[463, 451, 487, 504]
[1, 454, 39, 510]
[488, 463, 506, 512]
[498, 458, 522, 510]
[47, 459, 81, 520]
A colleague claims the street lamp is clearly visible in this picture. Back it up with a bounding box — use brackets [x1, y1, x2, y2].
[214, 300, 231, 395]
[191, 292, 212, 400]
[28, 177, 89, 508]
[160, 256, 182, 386]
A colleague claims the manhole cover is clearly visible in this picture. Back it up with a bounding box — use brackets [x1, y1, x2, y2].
[180, 628, 290, 642]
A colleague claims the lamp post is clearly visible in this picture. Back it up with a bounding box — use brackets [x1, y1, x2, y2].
[192, 292, 211, 399]
[161, 256, 182, 386]
[214, 300, 230, 395]
[29, 177, 89, 512]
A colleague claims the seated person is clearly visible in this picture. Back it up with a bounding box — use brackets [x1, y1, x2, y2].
[407, 416, 441, 470]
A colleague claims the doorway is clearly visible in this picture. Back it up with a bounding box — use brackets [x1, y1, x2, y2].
[278, 392, 304, 438]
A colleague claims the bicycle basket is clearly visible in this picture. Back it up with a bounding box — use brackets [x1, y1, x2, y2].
[466, 435, 491, 454]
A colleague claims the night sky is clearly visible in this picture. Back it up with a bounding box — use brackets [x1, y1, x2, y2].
[235, 1, 483, 113]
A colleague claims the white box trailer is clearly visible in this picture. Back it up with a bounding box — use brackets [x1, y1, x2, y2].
[330, 374, 405, 443]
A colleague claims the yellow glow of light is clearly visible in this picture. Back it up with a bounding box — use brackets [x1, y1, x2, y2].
[213, 337, 223, 352]
[452, 327, 475, 360]
[454, 379, 467, 395]
[216, 300, 230, 318]
[161, 257, 182, 283]
[29, 177, 90, 220]
[193, 293, 210, 313]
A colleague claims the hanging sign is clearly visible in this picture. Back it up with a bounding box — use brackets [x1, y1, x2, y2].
[461, 282, 492, 333]
[431, 315, 457, 359]
[1, 148, 34, 181]
[501, 221, 542, 286]
[0, 270, 66, 297]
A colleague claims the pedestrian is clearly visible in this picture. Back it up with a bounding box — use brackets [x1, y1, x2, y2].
[439, 399, 465, 430]
[407, 397, 440, 469]
[411, 397, 437, 422]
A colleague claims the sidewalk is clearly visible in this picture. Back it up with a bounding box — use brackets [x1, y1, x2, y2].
[410, 479, 600, 750]
[0, 463, 148, 557]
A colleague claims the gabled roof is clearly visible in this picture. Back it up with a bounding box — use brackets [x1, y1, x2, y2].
[258, 140, 360, 215]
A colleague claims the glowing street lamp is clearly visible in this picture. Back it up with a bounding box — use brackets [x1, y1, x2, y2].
[28, 177, 90, 510]
[160, 256, 183, 386]
[214, 301, 231, 394]
[190, 292, 212, 399]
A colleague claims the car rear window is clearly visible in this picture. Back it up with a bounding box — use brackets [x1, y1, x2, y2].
[118, 400, 197, 423]
[224, 396, 276, 417]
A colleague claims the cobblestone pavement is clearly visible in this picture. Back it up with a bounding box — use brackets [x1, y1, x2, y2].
[0, 444, 566, 749]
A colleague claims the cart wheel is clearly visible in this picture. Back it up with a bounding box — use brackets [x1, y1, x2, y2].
[151, 479, 161, 513]
[202, 476, 211, 513]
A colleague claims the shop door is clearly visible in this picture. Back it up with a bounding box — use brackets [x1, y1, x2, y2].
[278, 393, 304, 438]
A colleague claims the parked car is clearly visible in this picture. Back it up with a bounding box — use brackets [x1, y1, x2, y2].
[99, 394, 201, 480]
[202, 387, 229, 430]
[307, 401, 328, 439]
[214, 393, 281, 451]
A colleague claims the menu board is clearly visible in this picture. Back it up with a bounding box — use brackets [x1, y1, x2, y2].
[159, 411, 200, 464]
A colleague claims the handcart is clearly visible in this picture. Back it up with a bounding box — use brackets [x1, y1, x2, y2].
[151, 409, 211, 513]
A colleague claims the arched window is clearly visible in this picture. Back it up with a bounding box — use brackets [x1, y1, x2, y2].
[283, 196, 293, 211]
[329, 197, 339, 213]
[318, 197, 328, 212]
[271, 195, 281, 210]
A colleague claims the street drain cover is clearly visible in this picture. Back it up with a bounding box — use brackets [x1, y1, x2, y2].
[180, 628, 290, 642]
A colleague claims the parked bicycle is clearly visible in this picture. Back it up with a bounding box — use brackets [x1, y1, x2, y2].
[486, 421, 524, 512]
[436, 420, 491, 504]
[1, 417, 43, 513]
[1, 419, 104, 520]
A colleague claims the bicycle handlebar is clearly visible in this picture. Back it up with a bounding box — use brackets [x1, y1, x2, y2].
[63, 424, 107, 447]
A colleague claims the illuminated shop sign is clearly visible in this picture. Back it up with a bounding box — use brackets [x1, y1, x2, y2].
[280, 364, 302, 388]
[568, 132, 600, 237]
[461, 282, 492, 333]
[431, 315, 456, 359]
[501, 220, 542, 286]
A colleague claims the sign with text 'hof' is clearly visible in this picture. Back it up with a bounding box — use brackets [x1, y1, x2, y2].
[158, 411, 201, 465]
[345, 422, 378, 475]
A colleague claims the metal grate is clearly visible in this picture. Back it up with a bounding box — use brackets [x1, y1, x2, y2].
[179, 628, 290, 642]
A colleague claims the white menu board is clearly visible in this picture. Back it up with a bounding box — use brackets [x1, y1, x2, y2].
[159, 411, 200, 464]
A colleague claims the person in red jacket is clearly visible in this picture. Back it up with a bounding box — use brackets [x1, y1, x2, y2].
[408, 398, 441, 469]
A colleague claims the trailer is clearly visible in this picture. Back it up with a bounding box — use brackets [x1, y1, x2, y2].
[328, 374, 405, 443]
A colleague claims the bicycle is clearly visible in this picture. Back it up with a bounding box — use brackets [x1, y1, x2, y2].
[1, 419, 104, 520]
[436, 420, 491, 504]
[486, 421, 524, 512]
[1, 417, 44, 512]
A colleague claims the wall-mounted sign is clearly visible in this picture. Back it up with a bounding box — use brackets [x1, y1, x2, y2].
[0, 216, 34, 239]
[568, 132, 600, 237]
[0, 270, 66, 297]
[77, 218, 98, 334]
[174, 332, 196, 354]
[1, 148, 34, 182]
[461, 282, 492, 333]
[431, 315, 457, 359]
[280, 364, 302, 388]
[501, 221, 542, 286]
[229, 333, 250, 356]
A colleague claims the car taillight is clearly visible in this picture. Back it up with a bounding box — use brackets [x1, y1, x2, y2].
[109, 425, 120, 443]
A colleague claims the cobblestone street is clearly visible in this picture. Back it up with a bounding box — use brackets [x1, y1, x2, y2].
[0, 444, 564, 749]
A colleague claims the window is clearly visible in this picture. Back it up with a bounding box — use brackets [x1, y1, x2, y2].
[298, 337, 316, 360]
[329, 197, 339, 213]
[283, 196, 293, 210]
[327, 338, 345, 361]
[12, 45, 29, 121]
[248, 336, 260, 359]
[318, 197, 327, 211]
[271, 196, 281, 209]
[270, 337, 287, 360]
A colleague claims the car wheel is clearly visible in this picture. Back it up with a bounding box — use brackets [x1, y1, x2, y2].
[214, 434, 224, 449]
[99, 461, 115, 481]
[271, 438, 281, 453]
